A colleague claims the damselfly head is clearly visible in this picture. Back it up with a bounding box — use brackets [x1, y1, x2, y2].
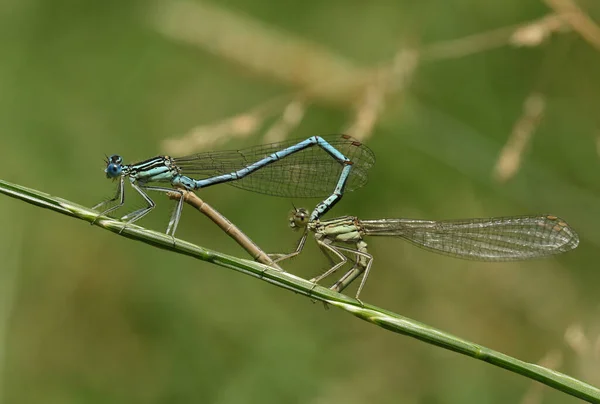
[105, 154, 123, 179]
[289, 207, 310, 230]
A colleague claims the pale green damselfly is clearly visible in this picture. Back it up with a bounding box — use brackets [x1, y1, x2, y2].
[271, 208, 579, 300]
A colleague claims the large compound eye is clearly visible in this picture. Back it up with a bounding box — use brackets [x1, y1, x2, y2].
[105, 155, 123, 178]
[292, 208, 310, 228]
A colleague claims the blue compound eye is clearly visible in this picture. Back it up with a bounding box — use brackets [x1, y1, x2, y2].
[105, 155, 123, 178]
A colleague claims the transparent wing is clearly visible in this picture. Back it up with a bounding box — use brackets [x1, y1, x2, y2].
[361, 215, 579, 261]
[172, 135, 375, 198]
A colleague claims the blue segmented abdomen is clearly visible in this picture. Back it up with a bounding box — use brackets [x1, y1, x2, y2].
[172, 134, 375, 198]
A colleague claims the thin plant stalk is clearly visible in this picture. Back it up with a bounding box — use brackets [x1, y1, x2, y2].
[169, 190, 282, 269]
[0, 178, 598, 403]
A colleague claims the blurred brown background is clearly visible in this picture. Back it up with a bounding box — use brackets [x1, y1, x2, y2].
[0, 0, 599, 402]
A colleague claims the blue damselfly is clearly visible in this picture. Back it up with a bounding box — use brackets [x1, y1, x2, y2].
[94, 135, 375, 237]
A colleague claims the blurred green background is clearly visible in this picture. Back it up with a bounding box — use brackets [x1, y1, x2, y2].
[1, 0, 599, 403]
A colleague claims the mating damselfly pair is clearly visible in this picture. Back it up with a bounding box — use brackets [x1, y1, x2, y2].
[94, 134, 579, 300]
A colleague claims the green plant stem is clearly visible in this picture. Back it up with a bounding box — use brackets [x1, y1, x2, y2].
[1, 178, 598, 403]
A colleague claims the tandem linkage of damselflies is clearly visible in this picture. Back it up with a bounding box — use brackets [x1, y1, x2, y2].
[93, 134, 578, 301]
